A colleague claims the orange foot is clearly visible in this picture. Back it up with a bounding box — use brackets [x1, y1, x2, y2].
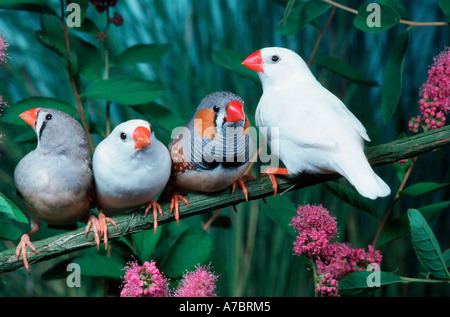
[144, 199, 163, 234]
[85, 210, 118, 251]
[16, 233, 38, 275]
[260, 167, 290, 197]
[170, 192, 190, 226]
[231, 174, 256, 201]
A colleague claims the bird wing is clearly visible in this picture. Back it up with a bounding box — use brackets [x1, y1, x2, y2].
[263, 81, 370, 151]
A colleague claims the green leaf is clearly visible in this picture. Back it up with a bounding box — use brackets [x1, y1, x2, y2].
[275, 1, 331, 35]
[260, 194, 297, 237]
[0, 0, 55, 15]
[212, 49, 260, 83]
[400, 182, 449, 197]
[381, 30, 409, 124]
[439, 0, 450, 22]
[0, 218, 23, 240]
[314, 56, 378, 86]
[33, 30, 67, 59]
[443, 249, 450, 268]
[70, 34, 103, 81]
[160, 227, 212, 278]
[112, 44, 172, 67]
[353, 3, 401, 33]
[378, 0, 408, 19]
[0, 193, 28, 224]
[1, 97, 76, 126]
[338, 271, 404, 296]
[81, 78, 165, 105]
[322, 181, 378, 219]
[131, 227, 162, 262]
[72, 254, 126, 279]
[408, 209, 450, 279]
[376, 201, 450, 247]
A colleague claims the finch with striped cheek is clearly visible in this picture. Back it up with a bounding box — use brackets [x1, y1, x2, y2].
[168, 91, 255, 224]
[14, 108, 95, 274]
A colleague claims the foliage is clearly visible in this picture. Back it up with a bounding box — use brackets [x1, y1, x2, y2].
[0, 0, 449, 297]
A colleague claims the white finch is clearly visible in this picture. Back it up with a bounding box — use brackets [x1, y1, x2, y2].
[242, 47, 390, 199]
[92, 119, 171, 244]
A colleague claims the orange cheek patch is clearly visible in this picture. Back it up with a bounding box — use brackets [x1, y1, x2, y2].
[243, 115, 251, 134]
[194, 109, 216, 139]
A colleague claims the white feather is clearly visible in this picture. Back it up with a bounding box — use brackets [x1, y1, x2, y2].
[93, 120, 171, 214]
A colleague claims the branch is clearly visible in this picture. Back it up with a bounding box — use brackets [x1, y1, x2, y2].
[321, 0, 449, 27]
[60, 0, 95, 152]
[0, 126, 449, 274]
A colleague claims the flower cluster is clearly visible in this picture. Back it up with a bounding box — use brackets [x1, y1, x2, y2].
[316, 243, 382, 280]
[120, 261, 219, 297]
[88, 0, 118, 13]
[120, 260, 169, 297]
[397, 158, 408, 166]
[409, 47, 450, 133]
[291, 204, 337, 261]
[173, 264, 219, 297]
[291, 204, 382, 297]
[315, 273, 339, 297]
[0, 32, 9, 64]
[110, 12, 124, 26]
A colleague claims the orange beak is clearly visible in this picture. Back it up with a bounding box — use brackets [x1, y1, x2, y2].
[133, 126, 151, 149]
[225, 100, 245, 123]
[19, 107, 41, 128]
[241, 50, 263, 72]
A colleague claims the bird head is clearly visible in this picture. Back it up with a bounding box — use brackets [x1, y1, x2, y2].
[109, 120, 153, 153]
[193, 91, 247, 139]
[242, 47, 314, 85]
[18, 107, 89, 152]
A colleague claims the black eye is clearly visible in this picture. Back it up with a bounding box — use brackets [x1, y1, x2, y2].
[120, 132, 127, 140]
[271, 55, 280, 63]
[45, 114, 52, 120]
[212, 106, 220, 113]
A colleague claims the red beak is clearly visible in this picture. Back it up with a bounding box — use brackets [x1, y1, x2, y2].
[241, 50, 263, 72]
[133, 126, 151, 149]
[225, 100, 245, 123]
[19, 108, 41, 128]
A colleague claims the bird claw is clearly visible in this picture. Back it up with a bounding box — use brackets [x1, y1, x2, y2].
[231, 174, 256, 201]
[144, 199, 163, 234]
[15, 234, 37, 275]
[170, 192, 190, 226]
[259, 167, 289, 197]
[85, 211, 118, 251]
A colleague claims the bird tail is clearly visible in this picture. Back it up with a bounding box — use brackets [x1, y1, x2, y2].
[335, 154, 391, 200]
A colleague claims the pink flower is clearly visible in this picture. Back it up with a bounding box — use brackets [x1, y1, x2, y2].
[0, 33, 9, 65]
[410, 47, 450, 133]
[173, 264, 219, 297]
[291, 204, 337, 260]
[397, 158, 408, 166]
[316, 243, 382, 280]
[120, 260, 169, 297]
[315, 273, 340, 297]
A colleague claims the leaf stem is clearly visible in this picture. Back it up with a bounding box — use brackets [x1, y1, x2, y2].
[104, 8, 112, 136]
[311, 258, 318, 297]
[59, 0, 94, 152]
[371, 156, 418, 247]
[321, 0, 449, 27]
[307, 7, 336, 66]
